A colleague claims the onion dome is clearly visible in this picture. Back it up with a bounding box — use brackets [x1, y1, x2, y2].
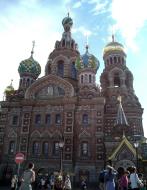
[5, 80, 15, 96]
[18, 41, 41, 79]
[62, 13, 73, 32]
[103, 35, 126, 57]
[76, 45, 100, 72]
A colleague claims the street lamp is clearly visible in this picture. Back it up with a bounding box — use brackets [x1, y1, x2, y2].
[134, 142, 139, 170]
[59, 140, 64, 174]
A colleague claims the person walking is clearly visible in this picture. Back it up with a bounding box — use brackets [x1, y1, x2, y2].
[129, 166, 143, 190]
[104, 165, 117, 190]
[63, 175, 71, 190]
[19, 162, 35, 190]
[119, 170, 130, 190]
[11, 175, 18, 190]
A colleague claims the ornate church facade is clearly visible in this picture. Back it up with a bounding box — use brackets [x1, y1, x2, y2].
[0, 15, 146, 183]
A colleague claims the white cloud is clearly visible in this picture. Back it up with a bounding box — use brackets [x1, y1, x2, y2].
[73, 26, 92, 37]
[73, 1, 82, 9]
[111, 0, 147, 51]
[88, 0, 109, 15]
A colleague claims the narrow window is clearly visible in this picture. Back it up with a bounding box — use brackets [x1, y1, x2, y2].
[45, 114, 51, 126]
[35, 114, 41, 125]
[42, 142, 49, 155]
[12, 115, 18, 125]
[114, 57, 117, 63]
[82, 114, 88, 125]
[81, 75, 83, 83]
[53, 141, 59, 156]
[55, 114, 61, 125]
[89, 75, 92, 83]
[114, 73, 120, 87]
[81, 142, 88, 156]
[9, 141, 15, 154]
[33, 142, 40, 155]
[110, 57, 113, 64]
[57, 60, 64, 78]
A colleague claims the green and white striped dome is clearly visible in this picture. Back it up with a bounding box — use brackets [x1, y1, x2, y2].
[18, 56, 41, 79]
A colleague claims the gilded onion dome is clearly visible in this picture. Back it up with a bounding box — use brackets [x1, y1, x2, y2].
[103, 35, 126, 57]
[18, 42, 41, 79]
[76, 45, 100, 72]
[5, 80, 15, 96]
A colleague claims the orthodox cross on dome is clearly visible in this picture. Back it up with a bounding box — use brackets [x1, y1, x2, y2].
[10, 79, 13, 86]
[85, 34, 89, 53]
[31, 40, 35, 57]
[112, 34, 115, 42]
[67, 12, 69, 17]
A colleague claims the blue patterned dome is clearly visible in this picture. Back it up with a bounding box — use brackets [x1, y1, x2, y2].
[76, 45, 100, 71]
[18, 55, 41, 79]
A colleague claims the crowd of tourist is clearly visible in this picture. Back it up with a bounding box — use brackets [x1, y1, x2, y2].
[10, 162, 147, 190]
[98, 165, 146, 190]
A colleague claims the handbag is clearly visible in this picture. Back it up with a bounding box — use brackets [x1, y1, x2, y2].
[135, 174, 144, 188]
[137, 181, 144, 188]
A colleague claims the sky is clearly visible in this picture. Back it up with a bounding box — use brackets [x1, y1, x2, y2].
[0, 0, 147, 135]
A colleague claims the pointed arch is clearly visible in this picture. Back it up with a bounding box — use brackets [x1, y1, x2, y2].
[31, 130, 41, 138]
[41, 131, 52, 138]
[52, 130, 62, 139]
[8, 129, 17, 138]
[25, 74, 74, 99]
[79, 130, 91, 138]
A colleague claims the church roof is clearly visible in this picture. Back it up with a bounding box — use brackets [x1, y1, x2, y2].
[115, 96, 129, 127]
[109, 136, 142, 160]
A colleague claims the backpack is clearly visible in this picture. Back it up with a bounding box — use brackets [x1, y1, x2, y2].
[99, 171, 105, 183]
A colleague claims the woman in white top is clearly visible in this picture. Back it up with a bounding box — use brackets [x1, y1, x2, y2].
[129, 167, 142, 190]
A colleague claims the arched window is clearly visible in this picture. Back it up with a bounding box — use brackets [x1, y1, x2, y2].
[57, 60, 64, 78]
[82, 114, 88, 125]
[89, 75, 92, 83]
[118, 57, 121, 63]
[81, 141, 88, 156]
[81, 75, 83, 83]
[110, 57, 113, 64]
[71, 62, 77, 79]
[114, 57, 117, 63]
[26, 78, 30, 87]
[55, 114, 61, 125]
[85, 74, 88, 83]
[114, 73, 120, 87]
[35, 114, 41, 125]
[33, 142, 40, 155]
[42, 142, 49, 155]
[53, 141, 59, 156]
[9, 141, 15, 154]
[62, 39, 65, 47]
